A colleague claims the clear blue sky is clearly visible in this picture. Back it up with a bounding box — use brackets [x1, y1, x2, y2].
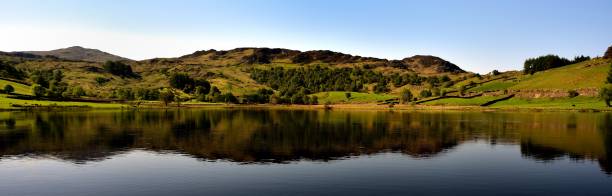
[1, 0, 611, 73]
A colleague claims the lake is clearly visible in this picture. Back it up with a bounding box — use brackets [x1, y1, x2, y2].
[0, 109, 611, 195]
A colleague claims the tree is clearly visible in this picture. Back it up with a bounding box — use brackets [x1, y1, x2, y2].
[400, 88, 413, 104]
[32, 84, 46, 97]
[491, 70, 500, 76]
[345, 92, 351, 100]
[160, 88, 175, 106]
[3, 85, 14, 94]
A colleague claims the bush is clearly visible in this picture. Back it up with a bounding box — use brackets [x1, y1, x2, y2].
[420, 89, 432, 98]
[600, 86, 612, 107]
[95, 77, 111, 85]
[567, 90, 579, 98]
[3, 85, 14, 94]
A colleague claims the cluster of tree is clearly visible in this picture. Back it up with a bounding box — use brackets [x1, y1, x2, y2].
[30, 70, 84, 98]
[524, 55, 590, 75]
[169, 73, 211, 94]
[111, 88, 160, 101]
[251, 66, 389, 95]
[251, 66, 451, 96]
[243, 88, 274, 104]
[0, 60, 26, 80]
[103, 61, 137, 78]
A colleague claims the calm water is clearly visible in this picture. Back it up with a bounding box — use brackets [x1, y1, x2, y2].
[0, 109, 611, 195]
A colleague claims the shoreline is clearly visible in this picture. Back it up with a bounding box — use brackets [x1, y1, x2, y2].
[2, 102, 610, 112]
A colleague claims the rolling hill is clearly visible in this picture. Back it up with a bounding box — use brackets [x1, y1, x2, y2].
[22, 46, 131, 62]
[0, 45, 610, 109]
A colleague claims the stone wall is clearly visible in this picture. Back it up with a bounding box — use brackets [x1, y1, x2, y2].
[508, 88, 599, 98]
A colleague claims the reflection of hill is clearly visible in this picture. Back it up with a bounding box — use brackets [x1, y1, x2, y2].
[0, 110, 610, 174]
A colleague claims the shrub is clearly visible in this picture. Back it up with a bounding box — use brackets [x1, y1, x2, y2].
[600, 86, 612, 107]
[95, 77, 111, 85]
[400, 88, 413, 104]
[420, 89, 432, 98]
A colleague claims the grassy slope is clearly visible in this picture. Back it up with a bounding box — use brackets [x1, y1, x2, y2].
[0, 95, 124, 109]
[311, 91, 396, 104]
[469, 80, 517, 92]
[510, 58, 611, 90]
[0, 79, 31, 95]
[490, 96, 607, 109]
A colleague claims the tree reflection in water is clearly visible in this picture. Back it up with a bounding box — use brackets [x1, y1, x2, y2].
[0, 109, 610, 174]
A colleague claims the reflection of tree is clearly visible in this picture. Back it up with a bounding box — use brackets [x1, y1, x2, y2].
[0, 110, 610, 175]
[598, 113, 612, 174]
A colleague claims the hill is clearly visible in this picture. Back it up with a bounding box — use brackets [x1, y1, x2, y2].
[1, 45, 610, 109]
[0, 47, 468, 98]
[22, 46, 131, 62]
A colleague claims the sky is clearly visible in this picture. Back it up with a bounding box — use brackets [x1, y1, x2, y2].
[0, 0, 611, 73]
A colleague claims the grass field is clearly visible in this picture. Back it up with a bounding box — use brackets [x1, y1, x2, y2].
[510, 58, 611, 90]
[422, 96, 506, 106]
[311, 91, 397, 104]
[0, 95, 124, 109]
[0, 79, 32, 95]
[489, 96, 607, 109]
[469, 80, 517, 92]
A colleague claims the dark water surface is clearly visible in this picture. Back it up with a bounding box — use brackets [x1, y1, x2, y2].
[0, 109, 611, 195]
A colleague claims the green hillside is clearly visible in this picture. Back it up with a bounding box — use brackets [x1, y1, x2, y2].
[0, 79, 31, 95]
[510, 58, 610, 90]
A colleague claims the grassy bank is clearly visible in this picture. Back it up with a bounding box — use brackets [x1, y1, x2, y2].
[0, 95, 124, 109]
[489, 96, 607, 109]
[311, 91, 397, 104]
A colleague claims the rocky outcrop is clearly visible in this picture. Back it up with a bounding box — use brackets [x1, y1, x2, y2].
[179, 47, 465, 74]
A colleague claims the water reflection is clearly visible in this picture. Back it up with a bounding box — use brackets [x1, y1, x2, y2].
[0, 110, 610, 174]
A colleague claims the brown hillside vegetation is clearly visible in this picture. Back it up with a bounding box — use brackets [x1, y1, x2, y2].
[0, 47, 467, 97]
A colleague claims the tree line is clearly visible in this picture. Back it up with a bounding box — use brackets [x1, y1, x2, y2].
[250, 66, 453, 95]
[523, 55, 590, 75]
